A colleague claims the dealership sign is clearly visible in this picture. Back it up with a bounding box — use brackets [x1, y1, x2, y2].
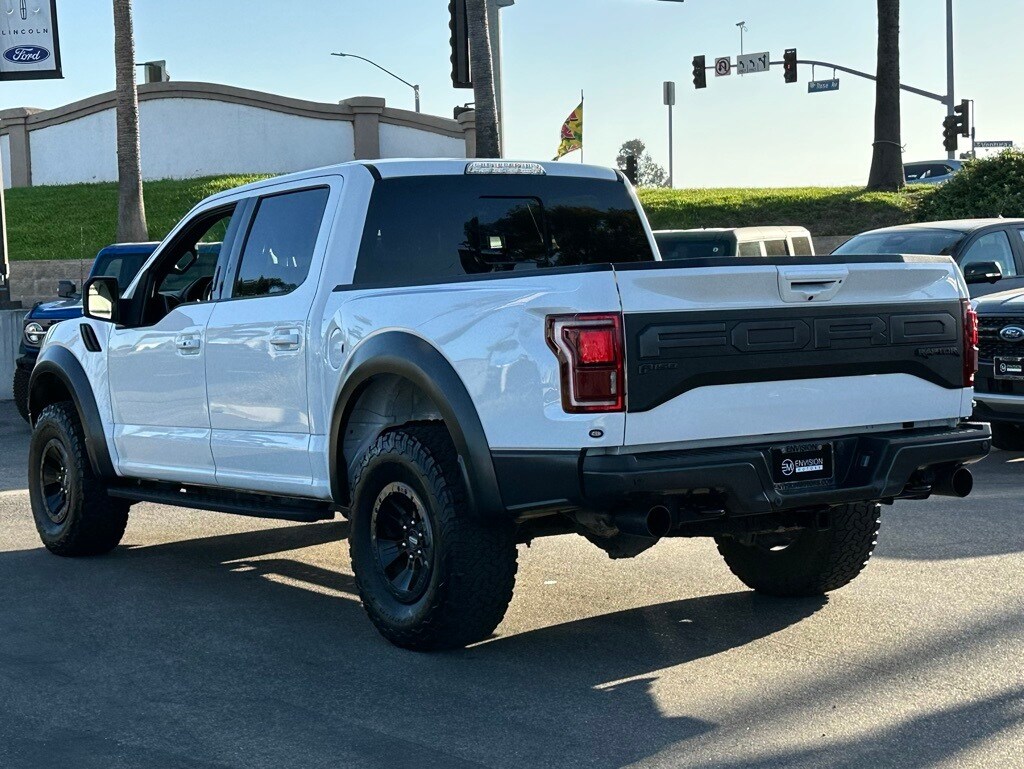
[0, 0, 62, 81]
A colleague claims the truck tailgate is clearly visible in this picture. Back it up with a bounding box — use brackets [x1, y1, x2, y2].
[614, 256, 971, 447]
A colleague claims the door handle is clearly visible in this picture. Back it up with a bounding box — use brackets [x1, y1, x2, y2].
[269, 329, 301, 351]
[175, 334, 201, 354]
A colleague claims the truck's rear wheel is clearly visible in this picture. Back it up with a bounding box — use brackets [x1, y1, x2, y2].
[715, 502, 881, 597]
[28, 402, 130, 556]
[991, 422, 1024, 451]
[349, 424, 518, 651]
[13, 366, 30, 423]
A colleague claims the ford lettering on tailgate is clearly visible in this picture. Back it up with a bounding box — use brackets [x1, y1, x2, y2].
[625, 303, 963, 412]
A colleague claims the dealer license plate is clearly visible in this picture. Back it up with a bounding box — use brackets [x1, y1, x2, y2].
[770, 443, 834, 484]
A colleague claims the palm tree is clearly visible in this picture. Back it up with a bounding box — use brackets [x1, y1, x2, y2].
[867, 0, 904, 190]
[113, 0, 148, 241]
[466, 0, 500, 158]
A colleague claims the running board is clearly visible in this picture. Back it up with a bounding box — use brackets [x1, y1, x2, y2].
[107, 481, 336, 523]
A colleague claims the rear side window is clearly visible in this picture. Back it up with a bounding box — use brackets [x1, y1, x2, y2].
[737, 241, 762, 257]
[791, 236, 812, 255]
[234, 187, 330, 299]
[764, 239, 789, 257]
[655, 236, 731, 260]
[353, 175, 652, 285]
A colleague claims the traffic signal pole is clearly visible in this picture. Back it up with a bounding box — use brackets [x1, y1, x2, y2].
[945, 0, 955, 160]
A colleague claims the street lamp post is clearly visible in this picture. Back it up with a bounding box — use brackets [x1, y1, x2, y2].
[330, 52, 421, 113]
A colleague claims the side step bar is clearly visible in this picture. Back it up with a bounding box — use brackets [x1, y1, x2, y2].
[107, 481, 336, 523]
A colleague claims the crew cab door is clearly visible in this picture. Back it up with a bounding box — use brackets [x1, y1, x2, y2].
[204, 182, 335, 496]
[107, 205, 243, 484]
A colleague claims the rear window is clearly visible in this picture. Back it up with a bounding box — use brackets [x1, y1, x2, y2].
[737, 241, 763, 257]
[764, 239, 789, 257]
[655, 235, 732, 260]
[353, 175, 653, 285]
[833, 229, 964, 256]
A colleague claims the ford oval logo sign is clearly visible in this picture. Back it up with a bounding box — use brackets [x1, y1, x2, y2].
[999, 325, 1024, 342]
[3, 46, 51, 64]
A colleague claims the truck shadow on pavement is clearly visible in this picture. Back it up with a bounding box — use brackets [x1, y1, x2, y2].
[0, 520, 824, 769]
[2, 520, 1023, 768]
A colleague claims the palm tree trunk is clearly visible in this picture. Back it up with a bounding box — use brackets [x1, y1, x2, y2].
[867, 0, 904, 190]
[466, 0, 500, 158]
[113, 0, 148, 241]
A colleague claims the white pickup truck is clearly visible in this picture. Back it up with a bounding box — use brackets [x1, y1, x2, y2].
[27, 160, 989, 650]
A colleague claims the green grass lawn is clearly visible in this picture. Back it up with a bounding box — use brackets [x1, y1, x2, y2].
[638, 186, 932, 236]
[4, 175, 931, 261]
[5, 175, 270, 261]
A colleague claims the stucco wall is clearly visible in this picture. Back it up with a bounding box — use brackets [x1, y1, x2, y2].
[2, 82, 474, 188]
[379, 122, 465, 159]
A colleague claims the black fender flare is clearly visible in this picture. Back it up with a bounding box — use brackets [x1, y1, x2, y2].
[329, 331, 505, 518]
[29, 345, 116, 479]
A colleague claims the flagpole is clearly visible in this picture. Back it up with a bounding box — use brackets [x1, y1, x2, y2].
[580, 89, 584, 164]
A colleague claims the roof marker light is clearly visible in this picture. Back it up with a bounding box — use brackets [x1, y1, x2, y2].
[466, 161, 546, 176]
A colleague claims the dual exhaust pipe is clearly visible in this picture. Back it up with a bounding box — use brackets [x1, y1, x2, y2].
[930, 464, 974, 498]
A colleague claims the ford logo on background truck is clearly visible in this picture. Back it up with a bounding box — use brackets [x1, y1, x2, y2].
[998, 325, 1024, 342]
[3, 46, 50, 64]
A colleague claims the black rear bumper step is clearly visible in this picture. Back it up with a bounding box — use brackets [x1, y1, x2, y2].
[107, 481, 336, 523]
[493, 424, 991, 518]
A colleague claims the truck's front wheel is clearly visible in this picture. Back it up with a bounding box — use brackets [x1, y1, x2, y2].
[715, 502, 881, 597]
[349, 424, 518, 651]
[29, 402, 130, 556]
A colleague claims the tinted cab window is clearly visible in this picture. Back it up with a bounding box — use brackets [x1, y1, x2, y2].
[234, 187, 330, 298]
[354, 175, 652, 285]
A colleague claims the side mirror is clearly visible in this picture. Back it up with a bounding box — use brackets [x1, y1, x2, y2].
[83, 276, 120, 323]
[963, 261, 1003, 285]
[57, 280, 77, 298]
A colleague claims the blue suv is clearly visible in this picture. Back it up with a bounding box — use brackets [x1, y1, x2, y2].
[13, 243, 159, 420]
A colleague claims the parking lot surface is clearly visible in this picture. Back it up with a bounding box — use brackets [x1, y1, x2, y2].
[1, 402, 1022, 768]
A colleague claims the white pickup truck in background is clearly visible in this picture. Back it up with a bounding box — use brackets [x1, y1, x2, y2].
[27, 159, 988, 651]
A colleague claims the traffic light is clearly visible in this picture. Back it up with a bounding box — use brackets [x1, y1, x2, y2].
[783, 48, 797, 84]
[449, 0, 471, 89]
[942, 114, 959, 153]
[954, 99, 971, 137]
[692, 55, 707, 90]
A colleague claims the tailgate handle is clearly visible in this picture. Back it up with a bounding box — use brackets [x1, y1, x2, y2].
[778, 267, 848, 302]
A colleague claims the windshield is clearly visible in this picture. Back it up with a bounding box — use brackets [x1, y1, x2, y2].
[655, 234, 733, 260]
[833, 229, 964, 256]
[92, 251, 151, 290]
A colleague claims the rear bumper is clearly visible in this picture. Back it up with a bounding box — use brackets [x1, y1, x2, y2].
[493, 424, 991, 518]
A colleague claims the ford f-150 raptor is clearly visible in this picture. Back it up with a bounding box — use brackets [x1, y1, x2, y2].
[27, 159, 989, 650]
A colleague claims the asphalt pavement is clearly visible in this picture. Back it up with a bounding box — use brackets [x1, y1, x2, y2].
[1, 401, 1022, 768]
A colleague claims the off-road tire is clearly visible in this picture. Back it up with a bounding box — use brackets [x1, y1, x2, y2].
[28, 401, 130, 556]
[13, 366, 30, 423]
[350, 424, 518, 651]
[991, 422, 1024, 451]
[715, 502, 881, 597]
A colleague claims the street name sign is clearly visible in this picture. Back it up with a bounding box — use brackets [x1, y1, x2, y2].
[808, 79, 840, 93]
[975, 140, 1013, 149]
[715, 57, 731, 77]
[736, 52, 770, 75]
[0, 0, 62, 81]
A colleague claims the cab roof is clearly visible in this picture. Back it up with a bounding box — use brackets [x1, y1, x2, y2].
[861, 219, 1024, 235]
[205, 159, 622, 205]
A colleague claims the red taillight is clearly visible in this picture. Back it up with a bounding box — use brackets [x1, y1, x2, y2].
[546, 313, 625, 413]
[962, 299, 978, 387]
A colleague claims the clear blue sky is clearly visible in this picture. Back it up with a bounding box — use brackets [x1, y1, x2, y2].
[1, 0, 1020, 187]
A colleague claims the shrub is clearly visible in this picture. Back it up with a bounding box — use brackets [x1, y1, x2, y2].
[917, 150, 1024, 221]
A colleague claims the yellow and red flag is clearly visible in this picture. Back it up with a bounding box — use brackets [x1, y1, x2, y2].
[553, 101, 583, 160]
